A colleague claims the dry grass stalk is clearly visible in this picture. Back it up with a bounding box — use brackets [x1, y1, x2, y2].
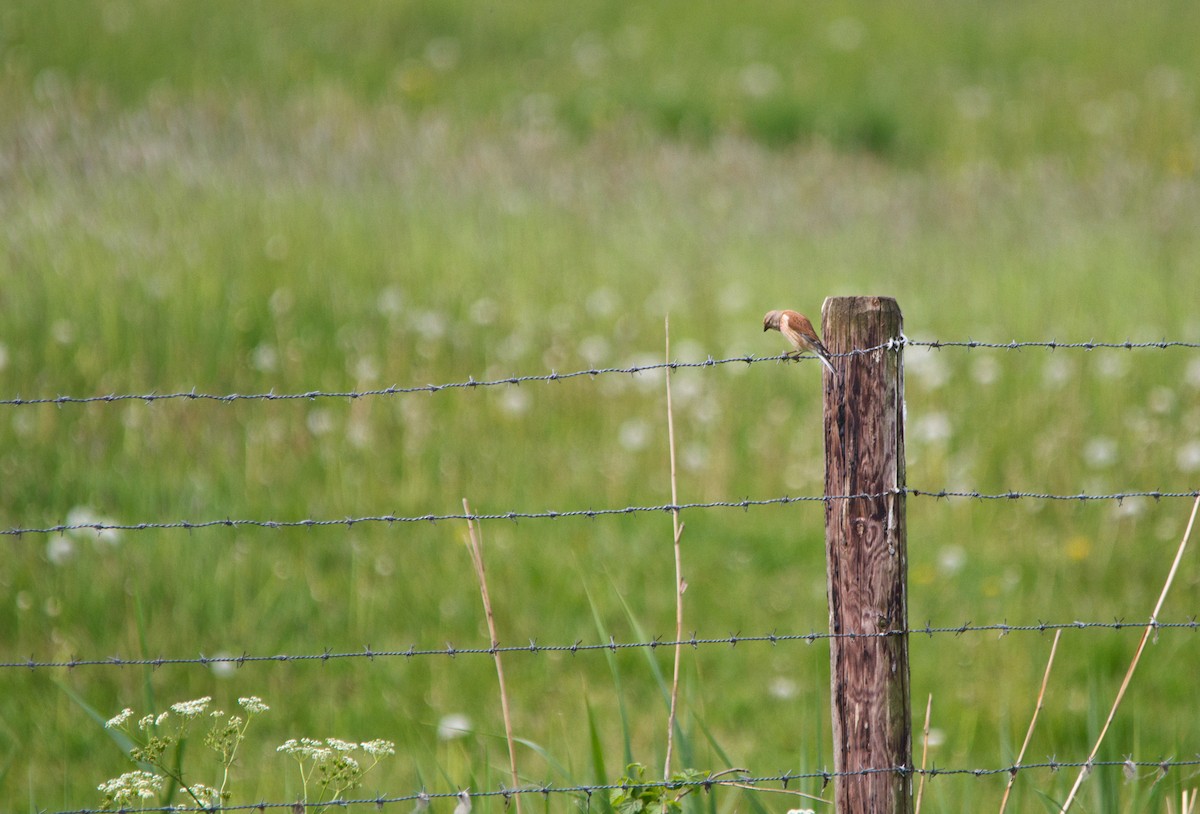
[663, 316, 686, 783]
[1167, 787, 1199, 814]
[999, 629, 1062, 813]
[725, 779, 829, 806]
[1061, 493, 1200, 812]
[463, 498, 522, 814]
[914, 694, 933, 814]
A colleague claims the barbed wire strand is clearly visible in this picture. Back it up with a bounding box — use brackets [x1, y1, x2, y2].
[910, 339, 1200, 351]
[5, 488, 1198, 538]
[0, 349, 877, 407]
[6, 619, 1198, 671]
[5, 337, 1199, 408]
[48, 759, 1200, 814]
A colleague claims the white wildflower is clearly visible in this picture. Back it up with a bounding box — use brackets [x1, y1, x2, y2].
[938, 545, 967, 575]
[209, 653, 237, 679]
[186, 783, 223, 806]
[768, 676, 799, 700]
[326, 738, 358, 752]
[278, 737, 331, 760]
[437, 713, 472, 741]
[171, 697, 211, 718]
[105, 708, 134, 729]
[361, 739, 396, 757]
[618, 418, 650, 451]
[1186, 357, 1200, 389]
[1177, 440, 1200, 473]
[98, 770, 163, 804]
[1083, 437, 1118, 468]
[45, 536, 75, 565]
[912, 412, 952, 444]
[138, 714, 156, 730]
[238, 696, 269, 714]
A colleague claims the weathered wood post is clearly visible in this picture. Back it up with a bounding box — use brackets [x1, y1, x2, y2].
[821, 296, 911, 813]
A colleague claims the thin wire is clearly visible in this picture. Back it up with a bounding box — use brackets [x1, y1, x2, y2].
[906, 488, 1200, 502]
[908, 339, 1200, 351]
[5, 489, 1198, 538]
[46, 759, 1200, 814]
[6, 620, 1196, 671]
[4, 336, 1197, 407]
[0, 352, 830, 407]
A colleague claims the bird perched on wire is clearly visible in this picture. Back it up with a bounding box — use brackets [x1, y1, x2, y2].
[763, 309, 837, 375]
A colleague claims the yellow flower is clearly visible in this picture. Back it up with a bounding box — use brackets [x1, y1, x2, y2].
[1066, 536, 1092, 561]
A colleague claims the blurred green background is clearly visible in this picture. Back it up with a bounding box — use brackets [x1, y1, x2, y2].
[2, 1, 1199, 810]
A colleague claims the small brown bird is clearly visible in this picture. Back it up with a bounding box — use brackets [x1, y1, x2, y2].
[763, 309, 836, 375]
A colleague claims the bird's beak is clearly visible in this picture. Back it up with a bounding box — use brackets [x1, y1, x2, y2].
[762, 323, 769, 332]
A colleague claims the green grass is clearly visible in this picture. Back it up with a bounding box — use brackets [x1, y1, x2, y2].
[2, 1, 1200, 811]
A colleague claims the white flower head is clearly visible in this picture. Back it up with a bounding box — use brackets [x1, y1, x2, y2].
[186, 783, 223, 806]
[278, 737, 338, 761]
[98, 770, 163, 804]
[326, 738, 358, 752]
[238, 696, 269, 714]
[361, 739, 396, 757]
[170, 696, 212, 718]
[105, 708, 134, 729]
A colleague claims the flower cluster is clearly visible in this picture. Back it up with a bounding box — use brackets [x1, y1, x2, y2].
[98, 696, 391, 812]
[278, 736, 396, 804]
[97, 770, 163, 809]
[170, 696, 213, 718]
[238, 695, 269, 714]
[98, 696, 270, 811]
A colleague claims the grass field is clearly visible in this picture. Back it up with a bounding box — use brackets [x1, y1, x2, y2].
[3, 2, 1200, 811]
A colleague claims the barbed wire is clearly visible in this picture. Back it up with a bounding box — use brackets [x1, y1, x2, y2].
[6, 619, 1197, 671]
[4, 336, 1198, 408]
[47, 758, 1200, 814]
[909, 338, 1200, 351]
[0, 351, 851, 407]
[907, 488, 1200, 501]
[5, 488, 1198, 538]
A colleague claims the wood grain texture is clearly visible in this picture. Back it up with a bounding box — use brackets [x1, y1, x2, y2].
[821, 296, 912, 814]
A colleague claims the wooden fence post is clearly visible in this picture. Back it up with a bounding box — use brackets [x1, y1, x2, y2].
[821, 296, 911, 813]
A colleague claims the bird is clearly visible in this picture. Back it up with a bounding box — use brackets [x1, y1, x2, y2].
[762, 309, 836, 375]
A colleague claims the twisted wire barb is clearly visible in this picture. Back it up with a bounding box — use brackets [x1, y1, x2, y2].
[5, 488, 1198, 538]
[6, 619, 1197, 670]
[4, 337, 1197, 407]
[45, 759, 1200, 814]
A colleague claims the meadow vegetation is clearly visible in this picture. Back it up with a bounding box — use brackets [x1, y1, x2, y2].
[2, 1, 1199, 810]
